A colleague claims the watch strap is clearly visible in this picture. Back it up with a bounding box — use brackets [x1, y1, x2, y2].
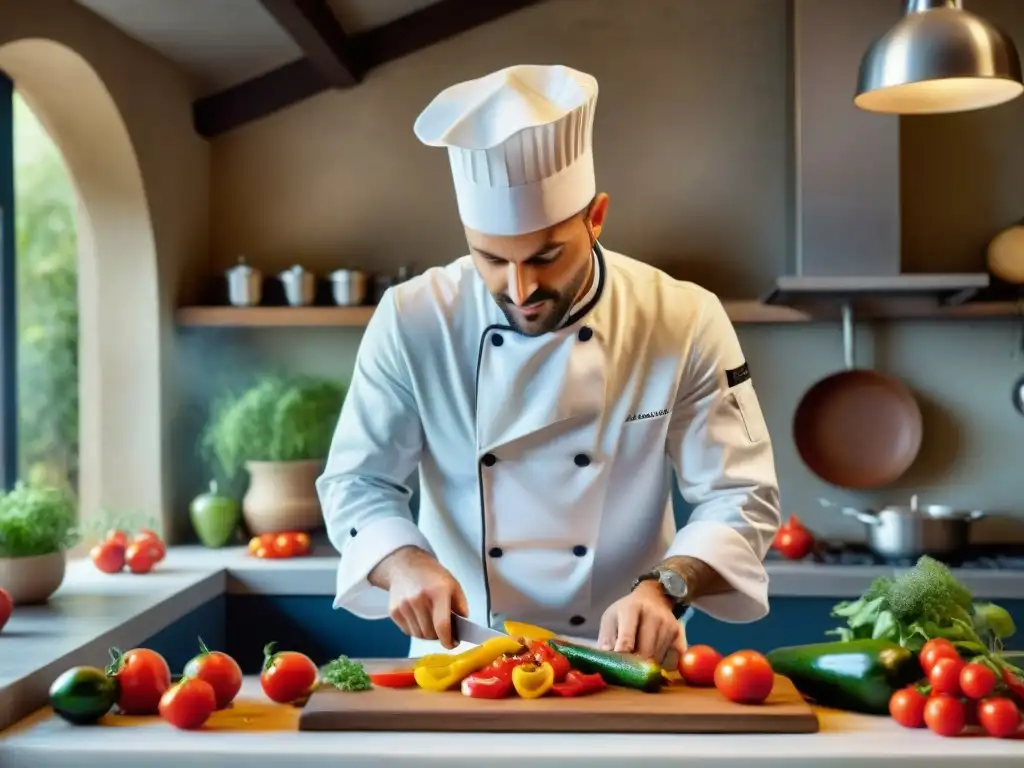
[631, 569, 688, 619]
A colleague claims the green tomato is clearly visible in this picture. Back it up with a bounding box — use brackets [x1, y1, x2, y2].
[49, 666, 119, 725]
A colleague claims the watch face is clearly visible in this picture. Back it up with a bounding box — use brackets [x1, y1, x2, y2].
[659, 569, 687, 600]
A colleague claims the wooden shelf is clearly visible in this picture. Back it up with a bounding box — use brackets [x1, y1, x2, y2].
[176, 306, 376, 327]
[175, 300, 1023, 328]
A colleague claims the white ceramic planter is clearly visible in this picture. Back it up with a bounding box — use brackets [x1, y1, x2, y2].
[0, 551, 66, 604]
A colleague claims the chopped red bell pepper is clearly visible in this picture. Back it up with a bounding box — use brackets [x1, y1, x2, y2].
[369, 669, 417, 688]
[461, 672, 513, 699]
[552, 670, 608, 697]
[479, 652, 531, 682]
[530, 640, 571, 682]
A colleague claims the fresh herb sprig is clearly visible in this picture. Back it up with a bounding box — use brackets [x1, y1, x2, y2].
[320, 655, 373, 692]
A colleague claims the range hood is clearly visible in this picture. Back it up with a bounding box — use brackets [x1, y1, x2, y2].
[763, 0, 990, 307]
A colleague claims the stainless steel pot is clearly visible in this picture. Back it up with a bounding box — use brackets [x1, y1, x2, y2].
[278, 265, 316, 307]
[831, 495, 984, 561]
[330, 269, 367, 306]
[226, 257, 262, 307]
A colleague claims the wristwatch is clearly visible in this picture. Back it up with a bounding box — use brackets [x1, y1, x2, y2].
[632, 566, 689, 619]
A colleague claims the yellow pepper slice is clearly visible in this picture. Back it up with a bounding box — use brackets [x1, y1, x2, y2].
[504, 620, 557, 644]
[413, 636, 526, 691]
[512, 662, 555, 699]
[413, 635, 524, 669]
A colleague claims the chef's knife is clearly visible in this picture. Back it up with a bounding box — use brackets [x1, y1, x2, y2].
[451, 612, 509, 645]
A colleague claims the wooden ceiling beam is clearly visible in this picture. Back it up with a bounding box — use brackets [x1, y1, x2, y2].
[258, 0, 362, 87]
[192, 0, 549, 138]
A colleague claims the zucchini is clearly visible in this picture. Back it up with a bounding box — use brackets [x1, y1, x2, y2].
[766, 638, 922, 715]
[547, 639, 664, 692]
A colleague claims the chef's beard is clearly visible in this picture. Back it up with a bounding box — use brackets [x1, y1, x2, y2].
[494, 264, 590, 337]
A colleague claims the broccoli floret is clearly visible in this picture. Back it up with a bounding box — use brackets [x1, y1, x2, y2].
[885, 555, 973, 624]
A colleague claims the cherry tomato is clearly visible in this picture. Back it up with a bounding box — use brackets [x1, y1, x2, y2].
[773, 526, 814, 560]
[679, 644, 723, 687]
[888, 686, 927, 728]
[923, 694, 965, 737]
[90, 541, 125, 574]
[978, 696, 1022, 738]
[133, 531, 166, 563]
[928, 656, 964, 696]
[182, 638, 243, 709]
[260, 643, 319, 703]
[107, 647, 171, 715]
[714, 650, 775, 704]
[959, 662, 997, 700]
[105, 529, 129, 549]
[919, 638, 959, 674]
[159, 677, 217, 730]
[0, 587, 12, 633]
[124, 541, 159, 574]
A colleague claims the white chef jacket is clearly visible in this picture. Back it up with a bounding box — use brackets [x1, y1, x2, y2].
[317, 243, 782, 657]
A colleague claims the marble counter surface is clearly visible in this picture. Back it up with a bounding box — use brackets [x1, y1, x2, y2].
[1, 677, 1021, 768]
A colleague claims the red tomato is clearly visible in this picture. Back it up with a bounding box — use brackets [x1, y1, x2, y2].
[134, 530, 166, 562]
[679, 644, 723, 687]
[108, 647, 171, 715]
[0, 587, 12, 632]
[105, 529, 129, 549]
[260, 643, 319, 703]
[714, 650, 775, 704]
[928, 656, 964, 696]
[978, 696, 1021, 738]
[919, 638, 959, 674]
[159, 677, 217, 730]
[959, 662, 997, 700]
[90, 541, 125, 574]
[773, 526, 814, 560]
[125, 540, 161, 574]
[924, 694, 965, 737]
[182, 639, 243, 709]
[369, 669, 417, 688]
[888, 687, 927, 728]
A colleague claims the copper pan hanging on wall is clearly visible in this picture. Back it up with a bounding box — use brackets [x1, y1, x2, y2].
[792, 302, 923, 489]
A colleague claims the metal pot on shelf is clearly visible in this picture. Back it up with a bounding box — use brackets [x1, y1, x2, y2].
[822, 495, 985, 562]
[330, 269, 367, 306]
[226, 257, 262, 306]
[278, 265, 316, 307]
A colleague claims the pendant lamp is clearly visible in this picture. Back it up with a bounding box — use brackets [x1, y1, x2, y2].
[855, 0, 1023, 114]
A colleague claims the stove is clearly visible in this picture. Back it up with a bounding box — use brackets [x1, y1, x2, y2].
[767, 542, 1024, 570]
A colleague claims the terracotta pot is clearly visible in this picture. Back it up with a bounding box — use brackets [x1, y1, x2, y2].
[0, 551, 66, 604]
[243, 459, 325, 534]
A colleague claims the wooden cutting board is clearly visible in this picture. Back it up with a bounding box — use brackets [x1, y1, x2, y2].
[299, 659, 819, 734]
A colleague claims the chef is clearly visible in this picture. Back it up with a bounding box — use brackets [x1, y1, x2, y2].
[317, 63, 782, 665]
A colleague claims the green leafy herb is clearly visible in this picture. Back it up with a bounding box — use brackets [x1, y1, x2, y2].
[201, 375, 347, 484]
[0, 481, 79, 558]
[320, 655, 372, 692]
[827, 556, 1016, 652]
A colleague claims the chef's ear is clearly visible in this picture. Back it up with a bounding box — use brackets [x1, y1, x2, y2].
[587, 192, 610, 241]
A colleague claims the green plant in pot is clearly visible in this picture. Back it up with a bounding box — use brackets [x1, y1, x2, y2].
[0, 482, 79, 604]
[200, 375, 346, 535]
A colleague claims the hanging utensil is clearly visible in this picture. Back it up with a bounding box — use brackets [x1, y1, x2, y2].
[792, 302, 923, 489]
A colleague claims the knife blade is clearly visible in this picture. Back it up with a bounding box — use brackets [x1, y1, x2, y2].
[451, 612, 508, 645]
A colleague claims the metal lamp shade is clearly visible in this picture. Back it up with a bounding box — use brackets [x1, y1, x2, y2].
[855, 0, 1023, 114]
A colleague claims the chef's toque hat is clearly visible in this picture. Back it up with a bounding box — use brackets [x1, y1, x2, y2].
[413, 64, 599, 237]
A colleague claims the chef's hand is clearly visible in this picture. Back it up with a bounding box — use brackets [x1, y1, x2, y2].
[370, 545, 469, 650]
[597, 580, 686, 666]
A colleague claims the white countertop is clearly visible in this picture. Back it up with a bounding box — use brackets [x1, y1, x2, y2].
[1, 677, 1022, 767]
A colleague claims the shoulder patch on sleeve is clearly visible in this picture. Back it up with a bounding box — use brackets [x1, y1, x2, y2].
[725, 361, 750, 388]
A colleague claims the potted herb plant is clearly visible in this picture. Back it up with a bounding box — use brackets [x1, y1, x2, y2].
[200, 375, 346, 535]
[0, 482, 79, 604]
